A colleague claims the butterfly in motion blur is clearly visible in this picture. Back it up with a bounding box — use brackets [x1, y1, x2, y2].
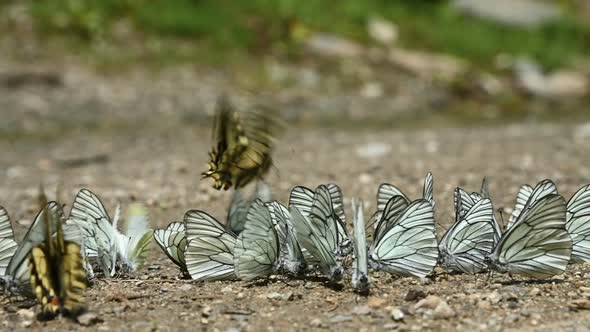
[227, 181, 272, 235]
[29, 202, 87, 320]
[486, 185, 572, 279]
[202, 95, 282, 190]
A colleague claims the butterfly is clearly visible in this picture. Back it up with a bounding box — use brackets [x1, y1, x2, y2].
[184, 210, 237, 281]
[227, 181, 272, 235]
[486, 193, 572, 278]
[506, 179, 558, 229]
[28, 202, 87, 319]
[565, 184, 590, 263]
[266, 201, 306, 276]
[367, 172, 435, 231]
[67, 189, 152, 277]
[202, 95, 282, 190]
[289, 185, 349, 281]
[234, 200, 280, 281]
[439, 188, 498, 274]
[351, 198, 370, 294]
[368, 196, 439, 278]
[0, 206, 17, 277]
[153, 222, 188, 276]
[453, 177, 502, 239]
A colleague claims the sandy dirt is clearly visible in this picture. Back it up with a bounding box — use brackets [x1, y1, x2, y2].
[0, 118, 589, 331]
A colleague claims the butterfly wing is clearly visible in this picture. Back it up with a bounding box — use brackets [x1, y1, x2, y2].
[153, 222, 187, 271]
[508, 180, 558, 229]
[327, 183, 346, 225]
[227, 189, 249, 234]
[566, 184, 590, 263]
[184, 210, 236, 281]
[0, 207, 16, 276]
[373, 195, 410, 242]
[367, 183, 409, 230]
[289, 186, 315, 218]
[423, 172, 435, 210]
[489, 194, 571, 278]
[369, 199, 439, 278]
[312, 185, 350, 257]
[439, 198, 495, 274]
[234, 200, 280, 281]
[267, 201, 306, 275]
[68, 189, 113, 258]
[351, 199, 370, 293]
[121, 204, 152, 272]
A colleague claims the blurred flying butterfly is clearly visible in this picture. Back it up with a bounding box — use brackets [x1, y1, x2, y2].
[234, 200, 280, 281]
[28, 202, 87, 320]
[368, 196, 439, 278]
[202, 95, 282, 190]
[439, 188, 497, 274]
[486, 193, 572, 279]
[565, 184, 590, 263]
[153, 222, 188, 276]
[506, 179, 558, 229]
[367, 172, 435, 231]
[289, 185, 349, 281]
[184, 210, 237, 281]
[351, 199, 370, 294]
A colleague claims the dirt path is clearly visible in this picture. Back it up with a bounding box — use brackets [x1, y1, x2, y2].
[0, 120, 589, 331]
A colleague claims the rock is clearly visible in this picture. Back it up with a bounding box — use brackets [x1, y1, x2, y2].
[360, 81, 383, 99]
[368, 297, 388, 309]
[329, 315, 353, 324]
[356, 142, 391, 159]
[266, 292, 294, 301]
[16, 308, 34, 320]
[405, 289, 427, 302]
[415, 295, 443, 310]
[352, 305, 372, 316]
[179, 284, 192, 292]
[453, 0, 560, 27]
[486, 291, 502, 304]
[391, 307, 405, 321]
[389, 49, 467, 82]
[20, 321, 32, 328]
[529, 288, 541, 296]
[570, 299, 590, 310]
[310, 318, 322, 328]
[306, 33, 364, 58]
[368, 17, 398, 45]
[433, 301, 455, 319]
[77, 312, 102, 326]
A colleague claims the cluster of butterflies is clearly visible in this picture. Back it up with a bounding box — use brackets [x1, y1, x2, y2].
[0, 189, 153, 319]
[154, 174, 590, 295]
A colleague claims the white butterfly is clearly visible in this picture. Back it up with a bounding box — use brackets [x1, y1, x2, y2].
[506, 179, 558, 229]
[351, 198, 370, 294]
[486, 193, 572, 278]
[289, 185, 348, 281]
[234, 199, 280, 281]
[369, 196, 439, 278]
[566, 184, 590, 263]
[153, 222, 188, 276]
[266, 201, 306, 276]
[439, 188, 497, 274]
[67, 189, 152, 277]
[368, 172, 435, 230]
[184, 210, 236, 281]
[0, 206, 17, 277]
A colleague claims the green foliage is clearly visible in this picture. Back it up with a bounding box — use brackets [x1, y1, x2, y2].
[18, 0, 590, 69]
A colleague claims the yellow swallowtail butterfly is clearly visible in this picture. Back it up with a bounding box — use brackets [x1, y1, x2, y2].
[29, 202, 88, 320]
[202, 95, 282, 190]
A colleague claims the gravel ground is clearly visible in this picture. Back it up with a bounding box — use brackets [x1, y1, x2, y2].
[0, 118, 590, 331]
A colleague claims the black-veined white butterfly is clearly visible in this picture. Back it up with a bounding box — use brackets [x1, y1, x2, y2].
[368, 172, 435, 230]
[566, 184, 590, 263]
[486, 194, 572, 278]
[0, 206, 17, 277]
[368, 196, 439, 278]
[184, 210, 236, 281]
[266, 201, 306, 276]
[234, 200, 280, 281]
[227, 181, 272, 235]
[439, 188, 497, 274]
[289, 185, 348, 281]
[153, 222, 188, 276]
[506, 179, 558, 229]
[351, 198, 370, 294]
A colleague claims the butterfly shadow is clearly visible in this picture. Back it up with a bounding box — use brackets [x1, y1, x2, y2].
[497, 277, 566, 286]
